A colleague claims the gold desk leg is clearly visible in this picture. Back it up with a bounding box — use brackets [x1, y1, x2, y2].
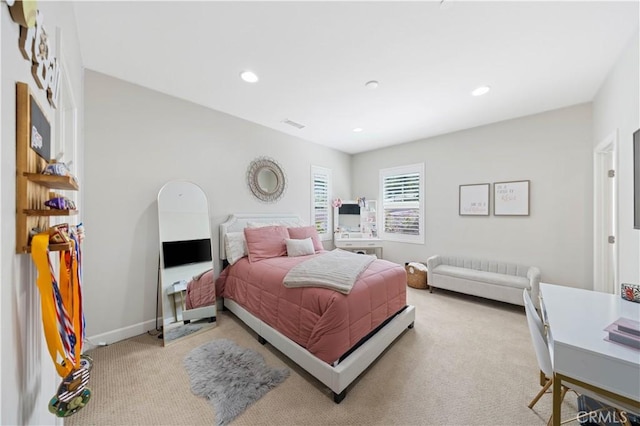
[552, 373, 561, 426]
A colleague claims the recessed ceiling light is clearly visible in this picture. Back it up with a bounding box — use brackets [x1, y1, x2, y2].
[353, 128, 363, 133]
[240, 71, 259, 83]
[471, 85, 491, 96]
[365, 80, 379, 89]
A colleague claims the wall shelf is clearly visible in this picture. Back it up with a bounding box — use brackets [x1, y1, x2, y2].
[23, 209, 78, 216]
[16, 82, 80, 254]
[23, 243, 73, 253]
[24, 173, 79, 190]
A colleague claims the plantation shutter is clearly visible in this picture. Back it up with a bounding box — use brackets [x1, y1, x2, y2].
[380, 163, 424, 243]
[311, 166, 331, 240]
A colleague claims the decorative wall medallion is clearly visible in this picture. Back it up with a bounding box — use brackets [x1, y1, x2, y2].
[247, 157, 287, 203]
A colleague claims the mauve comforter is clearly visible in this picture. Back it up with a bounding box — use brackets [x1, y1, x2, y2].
[216, 253, 407, 364]
[185, 269, 216, 310]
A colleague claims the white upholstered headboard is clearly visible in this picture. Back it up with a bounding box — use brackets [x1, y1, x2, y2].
[219, 213, 306, 260]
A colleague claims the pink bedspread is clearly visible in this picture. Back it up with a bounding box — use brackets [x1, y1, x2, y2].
[216, 253, 407, 364]
[185, 269, 216, 310]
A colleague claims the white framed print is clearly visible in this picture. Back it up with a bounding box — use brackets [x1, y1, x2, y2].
[494, 180, 530, 216]
[459, 183, 490, 216]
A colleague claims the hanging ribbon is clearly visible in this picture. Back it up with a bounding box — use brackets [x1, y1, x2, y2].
[31, 233, 80, 376]
[31, 232, 92, 417]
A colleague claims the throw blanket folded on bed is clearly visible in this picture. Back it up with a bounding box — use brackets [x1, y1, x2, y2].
[283, 249, 376, 294]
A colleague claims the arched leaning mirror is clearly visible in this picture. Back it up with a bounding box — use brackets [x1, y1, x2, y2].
[157, 180, 216, 345]
[247, 157, 286, 202]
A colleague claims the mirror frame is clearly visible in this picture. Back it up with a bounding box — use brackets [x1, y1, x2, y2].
[157, 180, 216, 346]
[247, 156, 287, 203]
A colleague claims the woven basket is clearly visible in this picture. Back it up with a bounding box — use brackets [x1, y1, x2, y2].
[405, 262, 428, 289]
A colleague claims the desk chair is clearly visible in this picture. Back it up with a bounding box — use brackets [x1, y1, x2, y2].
[524, 289, 568, 412]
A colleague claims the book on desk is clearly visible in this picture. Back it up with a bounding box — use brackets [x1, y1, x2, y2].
[605, 318, 640, 350]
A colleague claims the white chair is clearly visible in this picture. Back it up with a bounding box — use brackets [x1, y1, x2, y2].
[523, 289, 567, 412]
[523, 289, 639, 425]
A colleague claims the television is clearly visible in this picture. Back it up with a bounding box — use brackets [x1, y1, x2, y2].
[339, 203, 360, 215]
[162, 238, 212, 268]
[635, 129, 640, 230]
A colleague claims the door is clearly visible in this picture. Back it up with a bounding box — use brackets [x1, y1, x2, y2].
[594, 133, 618, 294]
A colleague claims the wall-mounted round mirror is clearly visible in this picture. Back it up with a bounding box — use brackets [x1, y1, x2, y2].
[157, 180, 216, 345]
[247, 157, 286, 202]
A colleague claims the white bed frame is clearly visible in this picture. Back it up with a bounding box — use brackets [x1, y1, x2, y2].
[219, 213, 416, 403]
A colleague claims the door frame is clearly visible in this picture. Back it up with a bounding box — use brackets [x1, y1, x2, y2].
[593, 130, 619, 294]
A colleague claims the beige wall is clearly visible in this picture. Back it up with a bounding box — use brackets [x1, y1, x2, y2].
[352, 104, 594, 289]
[83, 70, 351, 342]
[1, 3, 84, 425]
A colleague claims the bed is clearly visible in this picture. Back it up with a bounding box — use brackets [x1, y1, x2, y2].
[216, 213, 415, 403]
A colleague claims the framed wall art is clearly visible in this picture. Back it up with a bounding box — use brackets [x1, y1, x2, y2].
[494, 180, 530, 216]
[459, 183, 490, 216]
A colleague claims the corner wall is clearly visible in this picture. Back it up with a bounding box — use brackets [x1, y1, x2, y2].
[83, 70, 351, 341]
[352, 104, 594, 289]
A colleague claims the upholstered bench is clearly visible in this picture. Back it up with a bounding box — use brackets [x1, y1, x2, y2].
[426, 255, 541, 308]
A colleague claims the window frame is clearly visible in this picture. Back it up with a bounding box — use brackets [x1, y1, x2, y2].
[310, 165, 332, 241]
[379, 163, 425, 244]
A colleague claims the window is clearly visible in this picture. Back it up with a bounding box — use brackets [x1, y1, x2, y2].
[311, 166, 332, 241]
[379, 163, 424, 243]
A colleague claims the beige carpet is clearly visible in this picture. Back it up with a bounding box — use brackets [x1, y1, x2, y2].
[67, 288, 579, 425]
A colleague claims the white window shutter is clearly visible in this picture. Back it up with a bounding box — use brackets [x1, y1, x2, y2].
[380, 164, 424, 243]
[311, 166, 332, 241]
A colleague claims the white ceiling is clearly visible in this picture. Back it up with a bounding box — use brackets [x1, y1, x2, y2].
[73, 1, 639, 154]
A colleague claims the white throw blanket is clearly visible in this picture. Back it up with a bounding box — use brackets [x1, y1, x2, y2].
[283, 249, 376, 294]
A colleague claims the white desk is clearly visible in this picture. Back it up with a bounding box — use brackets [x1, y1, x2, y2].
[539, 283, 640, 425]
[167, 280, 188, 321]
[334, 237, 383, 259]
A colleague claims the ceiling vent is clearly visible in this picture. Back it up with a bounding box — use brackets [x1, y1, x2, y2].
[281, 119, 306, 129]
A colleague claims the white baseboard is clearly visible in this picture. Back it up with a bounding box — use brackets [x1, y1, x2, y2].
[87, 304, 220, 347]
[86, 319, 158, 346]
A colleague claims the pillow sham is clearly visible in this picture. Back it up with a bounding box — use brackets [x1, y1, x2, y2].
[244, 225, 289, 262]
[285, 237, 315, 257]
[224, 232, 248, 265]
[287, 226, 323, 252]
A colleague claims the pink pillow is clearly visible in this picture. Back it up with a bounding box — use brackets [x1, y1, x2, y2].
[244, 225, 289, 263]
[287, 226, 323, 252]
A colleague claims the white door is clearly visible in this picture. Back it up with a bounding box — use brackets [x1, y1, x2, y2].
[594, 133, 618, 294]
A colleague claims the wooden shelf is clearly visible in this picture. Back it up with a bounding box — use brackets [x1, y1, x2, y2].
[15, 82, 82, 253]
[24, 242, 73, 253]
[24, 173, 79, 190]
[23, 209, 78, 216]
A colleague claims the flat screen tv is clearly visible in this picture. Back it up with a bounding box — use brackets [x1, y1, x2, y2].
[339, 203, 360, 215]
[635, 129, 640, 230]
[162, 238, 212, 268]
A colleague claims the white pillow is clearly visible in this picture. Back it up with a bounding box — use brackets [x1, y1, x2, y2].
[224, 232, 248, 265]
[285, 237, 315, 257]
